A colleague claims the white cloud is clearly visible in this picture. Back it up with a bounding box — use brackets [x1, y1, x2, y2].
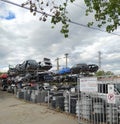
[0, 0, 120, 75]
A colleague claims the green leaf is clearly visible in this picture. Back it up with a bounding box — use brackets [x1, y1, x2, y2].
[64, 34, 68, 38]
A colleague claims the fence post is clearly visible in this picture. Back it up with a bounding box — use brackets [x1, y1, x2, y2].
[109, 103, 112, 124]
[48, 90, 50, 108]
[68, 92, 71, 113]
[77, 77, 81, 124]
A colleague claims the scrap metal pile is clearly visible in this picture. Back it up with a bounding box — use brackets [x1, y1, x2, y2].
[0, 58, 99, 92]
[8, 58, 52, 75]
[0, 58, 53, 91]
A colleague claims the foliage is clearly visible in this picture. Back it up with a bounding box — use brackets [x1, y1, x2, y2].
[95, 70, 105, 76]
[84, 0, 120, 32]
[21, 0, 75, 38]
[21, 0, 120, 37]
[96, 70, 114, 76]
[105, 71, 114, 75]
[0, 72, 3, 75]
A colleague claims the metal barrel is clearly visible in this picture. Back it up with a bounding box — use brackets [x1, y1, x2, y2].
[70, 97, 77, 114]
[64, 96, 69, 113]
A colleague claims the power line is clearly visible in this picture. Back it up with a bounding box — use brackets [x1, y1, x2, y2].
[0, 0, 53, 17]
[69, 20, 120, 37]
[1, 0, 120, 37]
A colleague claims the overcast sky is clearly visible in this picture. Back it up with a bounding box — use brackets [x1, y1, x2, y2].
[0, 0, 120, 74]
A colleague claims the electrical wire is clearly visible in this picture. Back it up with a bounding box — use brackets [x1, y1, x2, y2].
[0, 0, 120, 37]
[69, 20, 120, 37]
[0, 0, 53, 17]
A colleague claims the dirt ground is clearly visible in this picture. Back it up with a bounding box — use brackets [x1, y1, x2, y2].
[0, 91, 78, 124]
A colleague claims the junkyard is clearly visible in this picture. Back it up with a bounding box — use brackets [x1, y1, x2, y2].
[1, 0, 120, 124]
[0, 59, 120, 124]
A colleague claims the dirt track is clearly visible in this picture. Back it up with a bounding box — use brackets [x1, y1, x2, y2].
[0, 91, 78, 124]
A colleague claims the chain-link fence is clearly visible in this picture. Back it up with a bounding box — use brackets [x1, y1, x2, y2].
[15, 76, 120, 124]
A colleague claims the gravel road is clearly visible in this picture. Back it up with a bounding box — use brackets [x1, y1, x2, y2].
[0, 91, 78, 124]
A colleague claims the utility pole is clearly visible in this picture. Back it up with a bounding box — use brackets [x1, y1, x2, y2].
[98, 51, 102, 70]
[55, 58, 60, 71]
[64, 53, 69, 68]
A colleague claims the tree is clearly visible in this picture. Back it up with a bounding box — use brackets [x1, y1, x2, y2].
[96, 70, 114, 76]
[105, 71, 114, 75]
[21, 0, 120, 37]
[21, 0, 75, 38]
[95, 70, 105, 76]
[84, 0, 120, 32]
